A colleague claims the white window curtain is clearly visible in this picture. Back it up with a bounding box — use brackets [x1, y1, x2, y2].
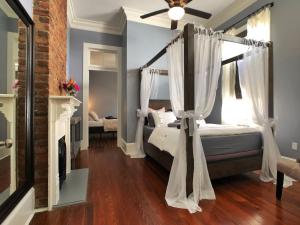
[133, 68, 159, 158]
[165, 29, 222, 213]
[238, 47, 279, 181]
[221, 62, 253, 125]
[247, 7, 271, 42]
[221, 28, 252, 125]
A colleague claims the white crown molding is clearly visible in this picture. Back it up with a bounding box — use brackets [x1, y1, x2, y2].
[67, 0, 126, 35]
[0, 0, 18, 18]
[206, 0, 258, 29]
[122, 6, 194, 31]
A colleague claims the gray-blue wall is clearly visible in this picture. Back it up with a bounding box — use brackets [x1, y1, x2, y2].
[125, 21, 177, 142]
[217, 0, 300, 159]
[89, 70, 117, 118]
[271, 0, 300, 158]
[150, 75, 170, 100]
[69, 28, 122, 123]
[121, 23, 127, 140]
[0, 9, 18, 140]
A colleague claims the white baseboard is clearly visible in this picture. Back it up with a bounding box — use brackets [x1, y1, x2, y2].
[2, 188, 35, 225]
[120, 138, 136, 156]
[34, 207, 48, 213]
[281, 156, 297, 162]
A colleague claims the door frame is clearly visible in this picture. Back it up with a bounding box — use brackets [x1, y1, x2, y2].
[82, 43, 122, 149]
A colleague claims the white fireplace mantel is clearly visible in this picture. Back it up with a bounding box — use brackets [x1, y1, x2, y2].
[0, 94, 16, 194]
[48, 96, 81, 209]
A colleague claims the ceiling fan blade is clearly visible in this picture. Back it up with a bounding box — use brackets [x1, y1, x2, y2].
[185, 0, 193, 4]
[184, 7, 212, 19]
[140, 8, 169, 19]
[171, 20, 178, 30]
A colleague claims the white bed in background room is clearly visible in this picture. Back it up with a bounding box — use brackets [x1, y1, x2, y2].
[88, 119, 104, 128]
[88, 111, 118, 139]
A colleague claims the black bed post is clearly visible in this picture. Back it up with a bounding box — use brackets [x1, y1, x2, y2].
[184, 23, 195, 196]
[268, 42, 274, 119]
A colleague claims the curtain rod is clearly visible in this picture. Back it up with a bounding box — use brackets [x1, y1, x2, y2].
[140, 17, 271, 71]
[224, 2, 274, 32]
[222, 53, 244, 66]
[140, 32, 183, 70]
[221, 34, 270, 47]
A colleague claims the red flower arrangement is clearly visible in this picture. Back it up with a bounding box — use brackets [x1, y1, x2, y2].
[62, 79, 80, 96]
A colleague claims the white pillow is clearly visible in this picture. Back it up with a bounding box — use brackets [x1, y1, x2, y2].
[153, 111, 177, 127]
[89, 111, 100, 121]
[148, 107, 165, 114]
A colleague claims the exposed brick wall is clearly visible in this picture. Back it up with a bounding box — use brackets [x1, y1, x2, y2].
[17, 21, 27, 188]
[49, 0, 67, 95]
[33, 0, 67, 208]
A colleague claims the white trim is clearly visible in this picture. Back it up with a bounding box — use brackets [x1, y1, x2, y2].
[82, 43, 123, 150]
[281, 156, 297, 162]
[67, 0, 126, 35]
[120, 138, 136, 156]
[0, 1, 18, 18]
[34, 207, 48, 213]
[2, 188, 35, 225]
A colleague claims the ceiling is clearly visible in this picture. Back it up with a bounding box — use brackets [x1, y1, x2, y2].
[69, 0, 237, 34]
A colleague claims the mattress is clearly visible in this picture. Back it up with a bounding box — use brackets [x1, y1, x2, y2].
[144, 125, 262, 161]
[88, 119, 104, 127]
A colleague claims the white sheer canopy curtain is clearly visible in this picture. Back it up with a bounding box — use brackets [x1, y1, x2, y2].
[133, 68, 159, 158]
[193, 28, 222, 203]
[165, 29, 222, 213]
[238, 47, 279, 182]
[167, 39, 184, 117]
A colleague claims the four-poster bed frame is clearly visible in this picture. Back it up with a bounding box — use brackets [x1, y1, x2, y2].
[140, 23, 274, 195]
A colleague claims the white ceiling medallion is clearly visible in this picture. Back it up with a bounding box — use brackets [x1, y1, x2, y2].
[67, 0, 126, 35]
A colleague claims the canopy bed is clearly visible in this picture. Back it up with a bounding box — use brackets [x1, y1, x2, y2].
[133, 5, 284, 213]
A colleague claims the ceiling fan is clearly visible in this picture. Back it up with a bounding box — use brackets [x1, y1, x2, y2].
[140, 0, 212, 30]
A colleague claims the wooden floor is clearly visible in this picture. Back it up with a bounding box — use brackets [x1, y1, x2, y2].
[30, 139, 300, 225]
[0, 156, 10, 193]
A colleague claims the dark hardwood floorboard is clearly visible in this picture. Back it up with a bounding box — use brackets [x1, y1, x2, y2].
[30, 139, 300, 225]
[0, 156, 10, 192]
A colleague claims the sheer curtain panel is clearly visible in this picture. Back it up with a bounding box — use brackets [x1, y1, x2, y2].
[193, 29, 222, 204]
[165, 29, 222, 213]
[247, 7, 271, 42]
[238, 47, 279, 182]
[133, 68, 159, 158]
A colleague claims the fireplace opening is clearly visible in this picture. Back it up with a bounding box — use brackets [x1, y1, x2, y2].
[58, 136, 66, 189]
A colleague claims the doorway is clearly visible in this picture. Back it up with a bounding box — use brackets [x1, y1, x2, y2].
[82, 43, 122, 150]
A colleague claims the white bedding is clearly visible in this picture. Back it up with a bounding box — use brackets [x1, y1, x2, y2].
[103, 118, 118, 132]
[89, 119, 104, 127]
[148, 124, 261, 156]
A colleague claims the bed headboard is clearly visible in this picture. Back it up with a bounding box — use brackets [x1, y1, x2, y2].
[149, 100, 172, 111]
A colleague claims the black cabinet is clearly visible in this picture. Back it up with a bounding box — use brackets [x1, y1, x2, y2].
[71, 117, 81, 169]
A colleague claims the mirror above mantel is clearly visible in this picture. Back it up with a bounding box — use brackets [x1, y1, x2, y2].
[0, 0, 34, 223]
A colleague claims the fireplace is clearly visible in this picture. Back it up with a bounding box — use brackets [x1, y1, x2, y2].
[48, 96, 81, 208]
[58, 136, 66, 189]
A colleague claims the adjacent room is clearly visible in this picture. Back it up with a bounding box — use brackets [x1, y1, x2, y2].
[88, 49, 119, 146]
[1, 0, 300, 225]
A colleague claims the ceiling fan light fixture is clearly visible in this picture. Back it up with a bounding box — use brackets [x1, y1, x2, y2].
[168, 6, 185, 21]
